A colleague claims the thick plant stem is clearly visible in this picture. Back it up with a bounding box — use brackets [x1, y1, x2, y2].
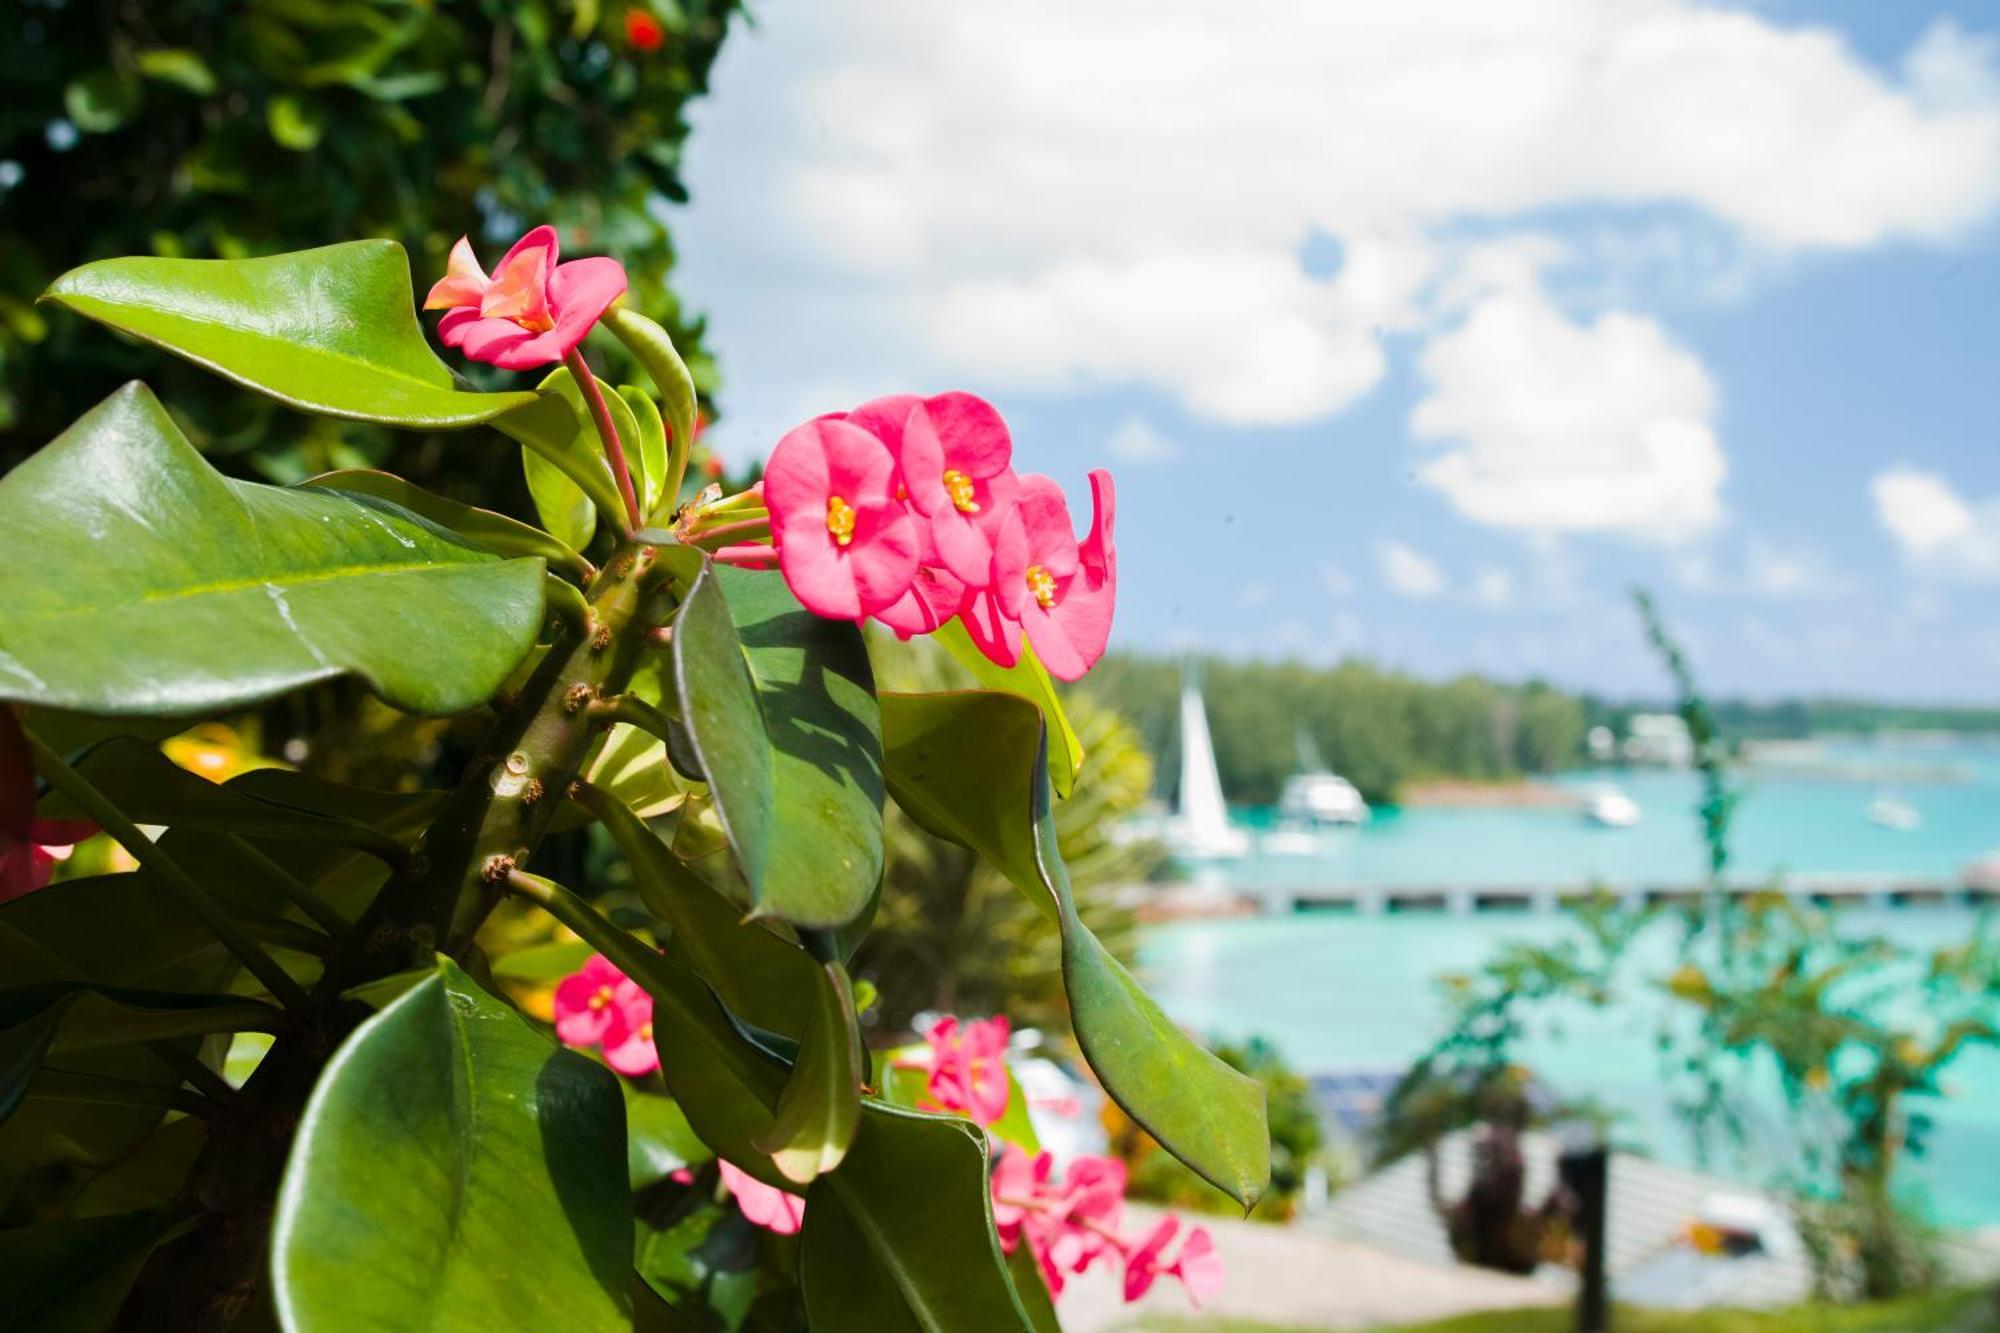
[565, 345, 644, 532]
[133, 534, 679, 1331]
[24, 732, 312, 1017]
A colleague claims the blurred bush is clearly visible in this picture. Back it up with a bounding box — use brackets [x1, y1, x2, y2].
[1, 0, 738, 499]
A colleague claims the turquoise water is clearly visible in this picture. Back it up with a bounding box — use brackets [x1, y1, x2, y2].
[1222, 741, 2000, 892]
[1139, 743, 2000, 1227]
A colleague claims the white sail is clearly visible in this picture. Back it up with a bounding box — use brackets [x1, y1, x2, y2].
[1172, 674, 1249, 858]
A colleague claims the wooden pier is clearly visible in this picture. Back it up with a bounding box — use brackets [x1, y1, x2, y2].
[1229, 873, 1986, 916]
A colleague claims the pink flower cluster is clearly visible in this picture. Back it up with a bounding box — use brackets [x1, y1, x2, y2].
[423, 226, 628, 371]
[908, 1013, 1222, 1309]
[554, 955, 803, 1236]
[991, 1148, 1219, 1306]
[0, 711, 93, 905]
[919, 1014, 1013, 1126]
[738, 394, 1117, 681]
[552, 954, 659, 1076]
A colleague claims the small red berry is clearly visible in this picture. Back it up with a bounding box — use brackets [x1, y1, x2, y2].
[625, 9, 665, 51]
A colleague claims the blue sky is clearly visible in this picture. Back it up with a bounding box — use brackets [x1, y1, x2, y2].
[671, 2, 2000, 702]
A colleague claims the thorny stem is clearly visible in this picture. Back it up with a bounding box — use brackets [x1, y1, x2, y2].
[132, 531, 678, 1330]
[24, 732, 313, 1018]
[587, 690, 679, 733]
[565, 345, 645, 532]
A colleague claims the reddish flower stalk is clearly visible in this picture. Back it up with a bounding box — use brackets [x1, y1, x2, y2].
[563, 346, 644, 532]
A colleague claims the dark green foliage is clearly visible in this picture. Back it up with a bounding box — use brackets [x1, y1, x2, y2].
[1079, 655, 1587, 805]
[0, 0, 738, 494]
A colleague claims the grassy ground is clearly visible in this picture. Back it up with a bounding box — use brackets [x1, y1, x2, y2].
[1127, 1286, 2000, 1333]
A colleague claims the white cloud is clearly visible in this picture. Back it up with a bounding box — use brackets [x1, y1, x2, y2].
[683, 4, 2000, 437]
[1470, 566, 1516, 609]
[1106, 414, 1181, 464]
[1873, 466, 2000, 577]
[1377, 540, 1448, 599]
[1410, 280, 1725, 539]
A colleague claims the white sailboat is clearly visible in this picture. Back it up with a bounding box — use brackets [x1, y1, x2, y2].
[1167, 670, 1250, 860]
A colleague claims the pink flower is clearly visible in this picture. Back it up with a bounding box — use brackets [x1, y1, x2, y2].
[423, 226, 628, 371]
[601, 987, 660, 1077]
[765, 418, 920, 619]
[922, 1014, 1012, 1127]
[1122, 1216, 1223, 1306]
[0, 821, 95, 905]
[991, 471, 1117, 682]
[847, 393, 1020, 586]
[720, 1160, 805, 1235]
[0, 710, 93, 904]
[552, 954, 633, 1049]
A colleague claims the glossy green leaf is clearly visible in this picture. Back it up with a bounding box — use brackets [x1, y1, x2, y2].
[64, 71, 142, 133]
[273, 958, 631, 1331]
[603, 307, 698, 508]
[42, 737, 413, 866]
[800, 1104, 1034, 1333]
[588, 788, 817, 1036]
[493, 382, 628, 532]
[0, 384, 545, 716]
[621, 386, 671, 519]
[634, 1193, 794, 1332]
[756, 962, 862, 1183]
[627, 1086, 712, 1191]
[931, 620, 1084, 798]
[134, 48, 218, 95]
[525, 440, 597, 552]
[672, 566, 883, 928]
[303, 469, 590, 578]
[1, 983, 280, 1064]
[1006, 1241, 1062, 1333]
[0, 1209, 197, 1333]
[43, 242, 535, 427]
[880, 691, 1270, 1209]
[70, 1117, 208, 1218]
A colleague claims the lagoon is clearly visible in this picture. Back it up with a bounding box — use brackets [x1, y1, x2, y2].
[1139, 741, 2000, 1227]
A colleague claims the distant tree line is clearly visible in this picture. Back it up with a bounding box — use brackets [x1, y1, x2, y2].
[1585, 696, 2000, 742]
[1075, 656, 1586, 806]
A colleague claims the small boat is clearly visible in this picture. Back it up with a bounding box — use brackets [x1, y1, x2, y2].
[1276, 730, 1370, 827]
[1868, 792, 1920, 831]
[1582, 784, 1640, 828]
[1165, 668, 1250, 859]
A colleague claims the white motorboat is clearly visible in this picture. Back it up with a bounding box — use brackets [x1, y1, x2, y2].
[1582, 784, 1640, 827]
[1868, 792, 1920, 831]
[1279, 771, 1370, 827]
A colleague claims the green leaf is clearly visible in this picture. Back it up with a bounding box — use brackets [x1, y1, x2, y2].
[493, 380, 627, 531]
[266, 94, 325, 150]
[587, 788, 819, 1036]
[931, 621, 1084, 798]
[621, 385, 671, 520]
[42, 737, 413, 866]
[671, 566, 883, 928]
[627, 1086, 711, 1191]
[755, 962, 862, 1183]
[635, 1193, 793, 1332]
[801, 1104, 1034, 1333]
[303, 469, 590, 579]
[0, 1209, 197, 1333]
[603, 307, 698, 507]
[134, 48, 218, 95]
[42, 242, 535, 428]
[1006, 1241, 1062, 1333]
[880, 691, 1270, 1209]
[272, 958, 631, 1331]
[0, 384, 545, 716]
[63, 71, 142, 133]
[525, 441, 597, 552]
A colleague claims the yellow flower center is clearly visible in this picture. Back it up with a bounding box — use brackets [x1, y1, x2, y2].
[1026, 564, 1057, 610]
[588, 985, 614, 1011]
[638, 1022, 654, 1043]
[826, 495, 857, 547]
[942, 468, 980, 513]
